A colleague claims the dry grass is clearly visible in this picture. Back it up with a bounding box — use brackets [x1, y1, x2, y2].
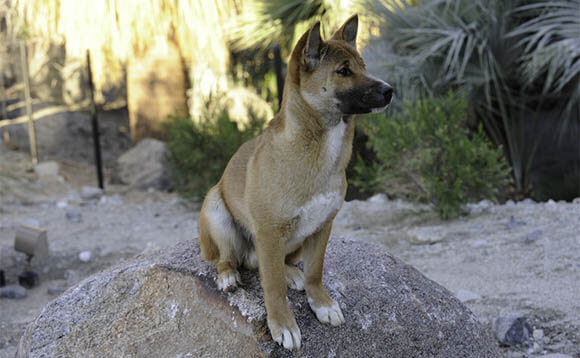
[13, 0, 245, 98]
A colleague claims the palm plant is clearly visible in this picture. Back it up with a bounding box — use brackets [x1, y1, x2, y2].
[229, 0, 368, 55]
[364, 0, 580, 199]
[508, 1, 580, 130]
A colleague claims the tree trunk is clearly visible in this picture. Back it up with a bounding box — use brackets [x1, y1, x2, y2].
[127, 37, 188, 144]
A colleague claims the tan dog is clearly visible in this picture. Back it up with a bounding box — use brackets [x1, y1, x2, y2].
[199, 14, 392, 350]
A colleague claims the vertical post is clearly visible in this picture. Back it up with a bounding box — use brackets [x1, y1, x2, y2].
[273, 45, 284, 109]
[0, 69, 7, 120]
[19, 40, 38, 165]
[86, 50, 104, 189]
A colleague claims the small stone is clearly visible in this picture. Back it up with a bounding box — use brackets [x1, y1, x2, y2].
[18, 271, 40, 288]
[573, 197, 580, 204]
[98, 194, 124, 206]
[546, 199, 556, 206]
[533, 329, 544, 341]
[523, 229, 542, 244]
[64, 270, 81, 285]
[492, 313, 531, 346]
[464, 200, 492, 214]
[65, 209, 82, 223]
[407, 226, 446, 245]
[21, 219, 40, 228]
[79, 251, 92, 262]
[506, 352, 526, 358]
[110, 195, 124, 205]
[81, 186, 103, 200]
[34, 161, 60, 178]
[505, 216, 527, 229]
[0, 285, 27, 299]
[455, 289, 481, 303]
[471, 239, 489, 248]
[368, 194, 389, 203]
[531, 329, 545, 353]
[56, 201, 68, 208]
[47, 286, 67, 296]
[518, 198, 535, 205]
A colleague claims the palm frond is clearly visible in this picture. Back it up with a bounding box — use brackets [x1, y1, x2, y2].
[508, 1, 580, 94]
[228, 0, 366, 54]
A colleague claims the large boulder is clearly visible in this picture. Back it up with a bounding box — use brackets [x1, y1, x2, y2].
[113, 138, 171, 190]
[17, 238, 499, 357]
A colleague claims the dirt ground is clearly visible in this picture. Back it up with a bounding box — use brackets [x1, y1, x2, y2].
[0, 132, 579, 357]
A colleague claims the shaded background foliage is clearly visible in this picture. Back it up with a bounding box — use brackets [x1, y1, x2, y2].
[362, 0, 580, 201]
[355, 93, 511, 218]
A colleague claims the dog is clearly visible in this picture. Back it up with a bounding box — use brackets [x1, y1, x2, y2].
[199, 14, 392, 350]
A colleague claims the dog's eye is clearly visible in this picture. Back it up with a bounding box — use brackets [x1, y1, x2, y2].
[336, 67, 352, 76]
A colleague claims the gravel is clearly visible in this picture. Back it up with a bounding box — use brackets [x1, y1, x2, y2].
[1, 144, 579, 357]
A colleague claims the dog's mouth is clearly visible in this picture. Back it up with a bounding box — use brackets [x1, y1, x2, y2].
[336, 82, 393, 115]
[370, 102, 391, 114]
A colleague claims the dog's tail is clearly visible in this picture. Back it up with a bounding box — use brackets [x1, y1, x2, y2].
[199, 213, 219, 262]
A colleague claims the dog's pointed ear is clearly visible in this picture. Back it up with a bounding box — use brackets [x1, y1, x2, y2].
[303, 21, 324, 71]
[332, 14, 358, 49]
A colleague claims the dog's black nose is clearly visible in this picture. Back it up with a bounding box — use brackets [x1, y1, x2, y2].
[379, 83, 393, 104]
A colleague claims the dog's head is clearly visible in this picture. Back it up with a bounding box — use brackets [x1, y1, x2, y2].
[287, 15, 393, 122]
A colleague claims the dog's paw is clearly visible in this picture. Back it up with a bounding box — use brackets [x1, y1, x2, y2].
[217, 270, 241, 292]
[268, 318, 301, 350]
[285, 265, 304, 291]
[309, 299, 345, 326]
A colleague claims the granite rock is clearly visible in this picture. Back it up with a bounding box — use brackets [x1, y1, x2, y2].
[17, 238, 499, 357]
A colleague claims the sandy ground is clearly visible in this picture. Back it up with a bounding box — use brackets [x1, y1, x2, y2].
[1, 148, 579, 358]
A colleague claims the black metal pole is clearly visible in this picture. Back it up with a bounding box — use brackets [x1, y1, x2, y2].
[86, 50, 104, 189]
[273, 45, 284, 109]
[0, 71, 6, 120]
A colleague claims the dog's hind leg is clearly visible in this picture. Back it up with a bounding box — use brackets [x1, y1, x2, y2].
[199, 186, 243, 292]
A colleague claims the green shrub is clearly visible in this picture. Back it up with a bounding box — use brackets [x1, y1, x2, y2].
[357, 93, 512, 219]
[164, 106, 266, 200]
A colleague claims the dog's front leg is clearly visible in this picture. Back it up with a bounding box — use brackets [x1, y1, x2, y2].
[255, 228, 301, 350]
[303, 221, 345, 326]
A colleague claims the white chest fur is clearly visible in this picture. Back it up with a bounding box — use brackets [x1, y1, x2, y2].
[324, 120, 347, 166]
[286, 191, 343, 250]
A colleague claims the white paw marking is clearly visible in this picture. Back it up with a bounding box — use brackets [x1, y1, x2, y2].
[309, 299, 345, 326]
[217, 271, 241, 292]
[269, 321, 302, 350]
[285, 266, 304, 291]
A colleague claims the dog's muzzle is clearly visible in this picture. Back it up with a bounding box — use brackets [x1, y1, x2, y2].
[377, 83, 393, 106]
[337, 81, 393, 114]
